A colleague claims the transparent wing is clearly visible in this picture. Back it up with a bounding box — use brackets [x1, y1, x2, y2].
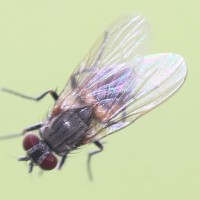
[80, 53, 187, 143]
[55, 13, 151, 108]
[52, 14, 187, 145]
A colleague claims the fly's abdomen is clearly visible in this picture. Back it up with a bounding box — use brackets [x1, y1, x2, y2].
[39, 106, 92, 155]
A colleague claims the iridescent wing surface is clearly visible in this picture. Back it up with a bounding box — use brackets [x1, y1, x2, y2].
[53, 14, 187, 144]
[55, 13, 151, 109]
[87, 53, 187, 143]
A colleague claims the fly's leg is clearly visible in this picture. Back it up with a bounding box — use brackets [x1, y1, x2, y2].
[0, 122, 43, 140]
[2, 88, 59, 101]
[122, 108, 127, 123]
[1, 88, 57, 139]
[6, 123, 43, 173]
[70, 30, 108, 89]
[57, 155, 67, 170]
[93, 30, 108, 68]
[70, 69, 91, 89]
[18, 157, 34, 173]
[18, 156, 30, 161]
[29, 162, 34, 173]
[87, 141, 104, 181]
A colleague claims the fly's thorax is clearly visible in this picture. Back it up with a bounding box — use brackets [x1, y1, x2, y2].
[23, 133, 57, 170]
[39, 106, 93, 155]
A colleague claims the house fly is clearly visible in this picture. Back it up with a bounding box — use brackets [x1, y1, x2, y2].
[1, 13, 187, 180]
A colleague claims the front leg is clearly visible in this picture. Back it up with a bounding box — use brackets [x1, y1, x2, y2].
[0, 122, 43, 140]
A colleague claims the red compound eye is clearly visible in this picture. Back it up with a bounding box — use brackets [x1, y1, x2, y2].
[39, 153, 57, 170]
[23, 133, 40, 150]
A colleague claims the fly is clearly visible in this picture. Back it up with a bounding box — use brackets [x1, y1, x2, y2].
[1, 13, 187, 180]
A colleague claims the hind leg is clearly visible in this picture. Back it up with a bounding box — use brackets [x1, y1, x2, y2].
[87, 141, 104, 181]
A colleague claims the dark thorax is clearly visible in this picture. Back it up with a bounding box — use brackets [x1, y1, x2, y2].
[39, 106, 92, 156]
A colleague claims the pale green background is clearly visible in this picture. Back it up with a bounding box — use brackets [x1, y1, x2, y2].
[0, 1, 199, 200]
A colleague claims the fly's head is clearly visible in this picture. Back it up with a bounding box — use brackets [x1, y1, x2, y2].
[19, 133, 57, 172]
